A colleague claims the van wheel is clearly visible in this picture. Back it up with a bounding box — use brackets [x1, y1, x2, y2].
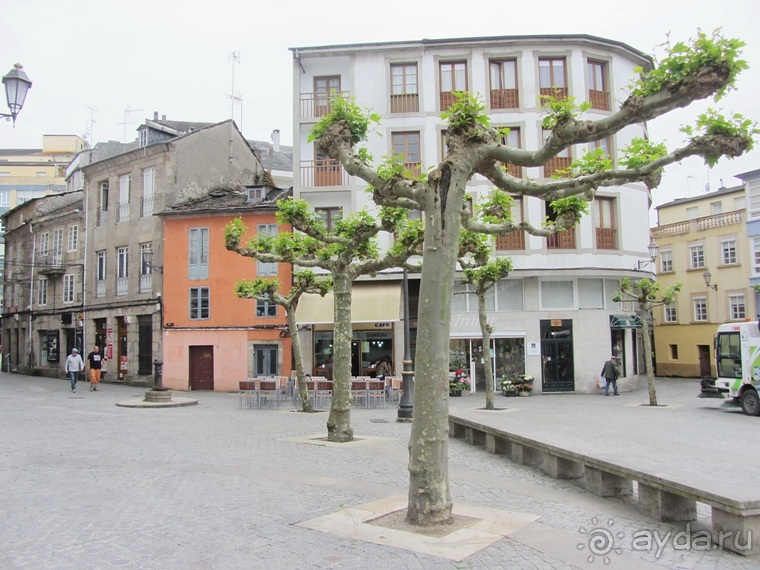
[740, 390, 760, 416]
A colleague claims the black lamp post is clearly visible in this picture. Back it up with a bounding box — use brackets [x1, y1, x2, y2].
[397, 268, 414, 421]
[2, 64, 32, 126]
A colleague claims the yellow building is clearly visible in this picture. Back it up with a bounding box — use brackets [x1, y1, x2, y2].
[652, 185, 751, 377]
[0, 134, 86, 295]
[0, 134, 85, 207]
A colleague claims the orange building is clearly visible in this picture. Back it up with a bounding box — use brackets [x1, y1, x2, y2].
[159, 185, 292, 391]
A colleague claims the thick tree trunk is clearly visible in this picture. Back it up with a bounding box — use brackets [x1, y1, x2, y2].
[407, 165, 466, 526]
[287, 306, 313, 413]
[327, 272, 354, 442]
[478, 293, 495, 410]
[640, 305, 658, 406]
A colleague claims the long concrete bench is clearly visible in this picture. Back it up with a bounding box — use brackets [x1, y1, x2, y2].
[449, 415, 759, 556]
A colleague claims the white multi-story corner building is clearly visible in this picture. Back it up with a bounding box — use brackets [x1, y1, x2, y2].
[290, 35, 658, 394]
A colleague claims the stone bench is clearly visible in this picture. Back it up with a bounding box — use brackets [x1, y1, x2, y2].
[449, 415, 759, 556]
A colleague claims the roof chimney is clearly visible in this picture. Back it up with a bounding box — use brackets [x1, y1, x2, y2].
[271, 129, 280, 153]
[153, 111, 158, 120]
[161, 115, 166, 121]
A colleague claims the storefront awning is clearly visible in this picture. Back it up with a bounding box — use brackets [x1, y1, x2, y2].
[295, 283, 402, 324]
[610, 314, 642, 329]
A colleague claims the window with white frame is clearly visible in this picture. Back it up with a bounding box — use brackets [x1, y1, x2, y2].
[754, 238, 760, 275]
[540, 280, 574, 309]
[693, 297, 707, 322]
[142, 167, 154, 217]
[67, 225, 78, 252]
[729, 294, 746, 320]
[390, 63, 419, 113]
[98, 180, 109, 225]
[96, 251, 106, 298]
[721, 239, 737, 265]
[139, 243, 152, 293]
[39, 232, 49, 256]
[188, 227, 209, 280]
[495, 279, 524, 311]
[63, 274, 76, 303]
[118, 174, 130, 222]
[689, 244, 705, 269]
[711, 201, 723, 215]
[660, 249, 673, 272]
[38, 278, 48, 306]
[664, 302, 677, 323]
[686, 206, 699, 219]
[256, 224, 278, 276]
[116, 246, 128, 296]
[256, 298, 277, 318]
[0, 189, 9, 206]
[52, 228, 63, 266]
[189, 287, 210, 319]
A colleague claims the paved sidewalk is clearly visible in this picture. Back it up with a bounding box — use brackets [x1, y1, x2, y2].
[1, 373, 758, 569]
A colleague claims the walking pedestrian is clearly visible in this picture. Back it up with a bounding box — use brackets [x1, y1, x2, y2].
[601, 354, 621, 396]
[65, 348, 85, 393]
[87, 346, 105, 391]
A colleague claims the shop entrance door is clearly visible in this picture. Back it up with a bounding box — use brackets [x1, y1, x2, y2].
[540, 319, 575, 392]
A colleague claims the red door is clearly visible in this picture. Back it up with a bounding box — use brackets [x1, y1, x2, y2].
[189, 346, 214, 391]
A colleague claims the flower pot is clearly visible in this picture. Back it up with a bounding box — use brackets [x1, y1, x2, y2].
[502, 390, 517, 397]
[449, 391, 462, 397]
[518, 391, 530, 397]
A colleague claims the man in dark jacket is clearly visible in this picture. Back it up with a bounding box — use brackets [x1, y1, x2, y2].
[601, 355, 621, 396]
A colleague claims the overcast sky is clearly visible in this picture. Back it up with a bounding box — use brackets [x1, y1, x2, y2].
[2, 0, 759, 210]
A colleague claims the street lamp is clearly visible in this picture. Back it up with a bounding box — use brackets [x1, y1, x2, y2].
[703, 270, 718, 291]
[142, 244, 163, 273]
[637, 239, 660, 269]
[1, 64, 32, 126]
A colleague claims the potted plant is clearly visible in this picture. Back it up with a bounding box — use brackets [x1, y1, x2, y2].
[449, 370, 471, 396]
[514, 374, 534, 396]
[500, 379, 518, 397]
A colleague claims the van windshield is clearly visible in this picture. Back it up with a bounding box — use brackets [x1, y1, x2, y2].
[716, 332, 742, 379]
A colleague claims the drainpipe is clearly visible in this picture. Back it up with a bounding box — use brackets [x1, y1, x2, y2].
[28, 224, 36, 368]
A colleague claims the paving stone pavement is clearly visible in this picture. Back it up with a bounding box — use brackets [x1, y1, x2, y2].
[1, 372, 759, 569]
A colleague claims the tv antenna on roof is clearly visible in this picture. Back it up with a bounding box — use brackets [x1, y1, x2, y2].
[84, 105, 98, 144]
[120, 106, 143, 143]
[227, 51, 242, 165]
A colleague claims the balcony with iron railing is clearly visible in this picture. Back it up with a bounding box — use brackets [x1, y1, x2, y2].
[142, 195, 154, 217]
[95, 279, 106, 298]
[300, 91, 351, 119]
[116, 277, 128, 296]
[300, 159, 350, 188]
[652, 210, 744, 239]
[37, 252, 65, 275]
[118, 201, 129, 222]
[139, 273, 152, 294]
